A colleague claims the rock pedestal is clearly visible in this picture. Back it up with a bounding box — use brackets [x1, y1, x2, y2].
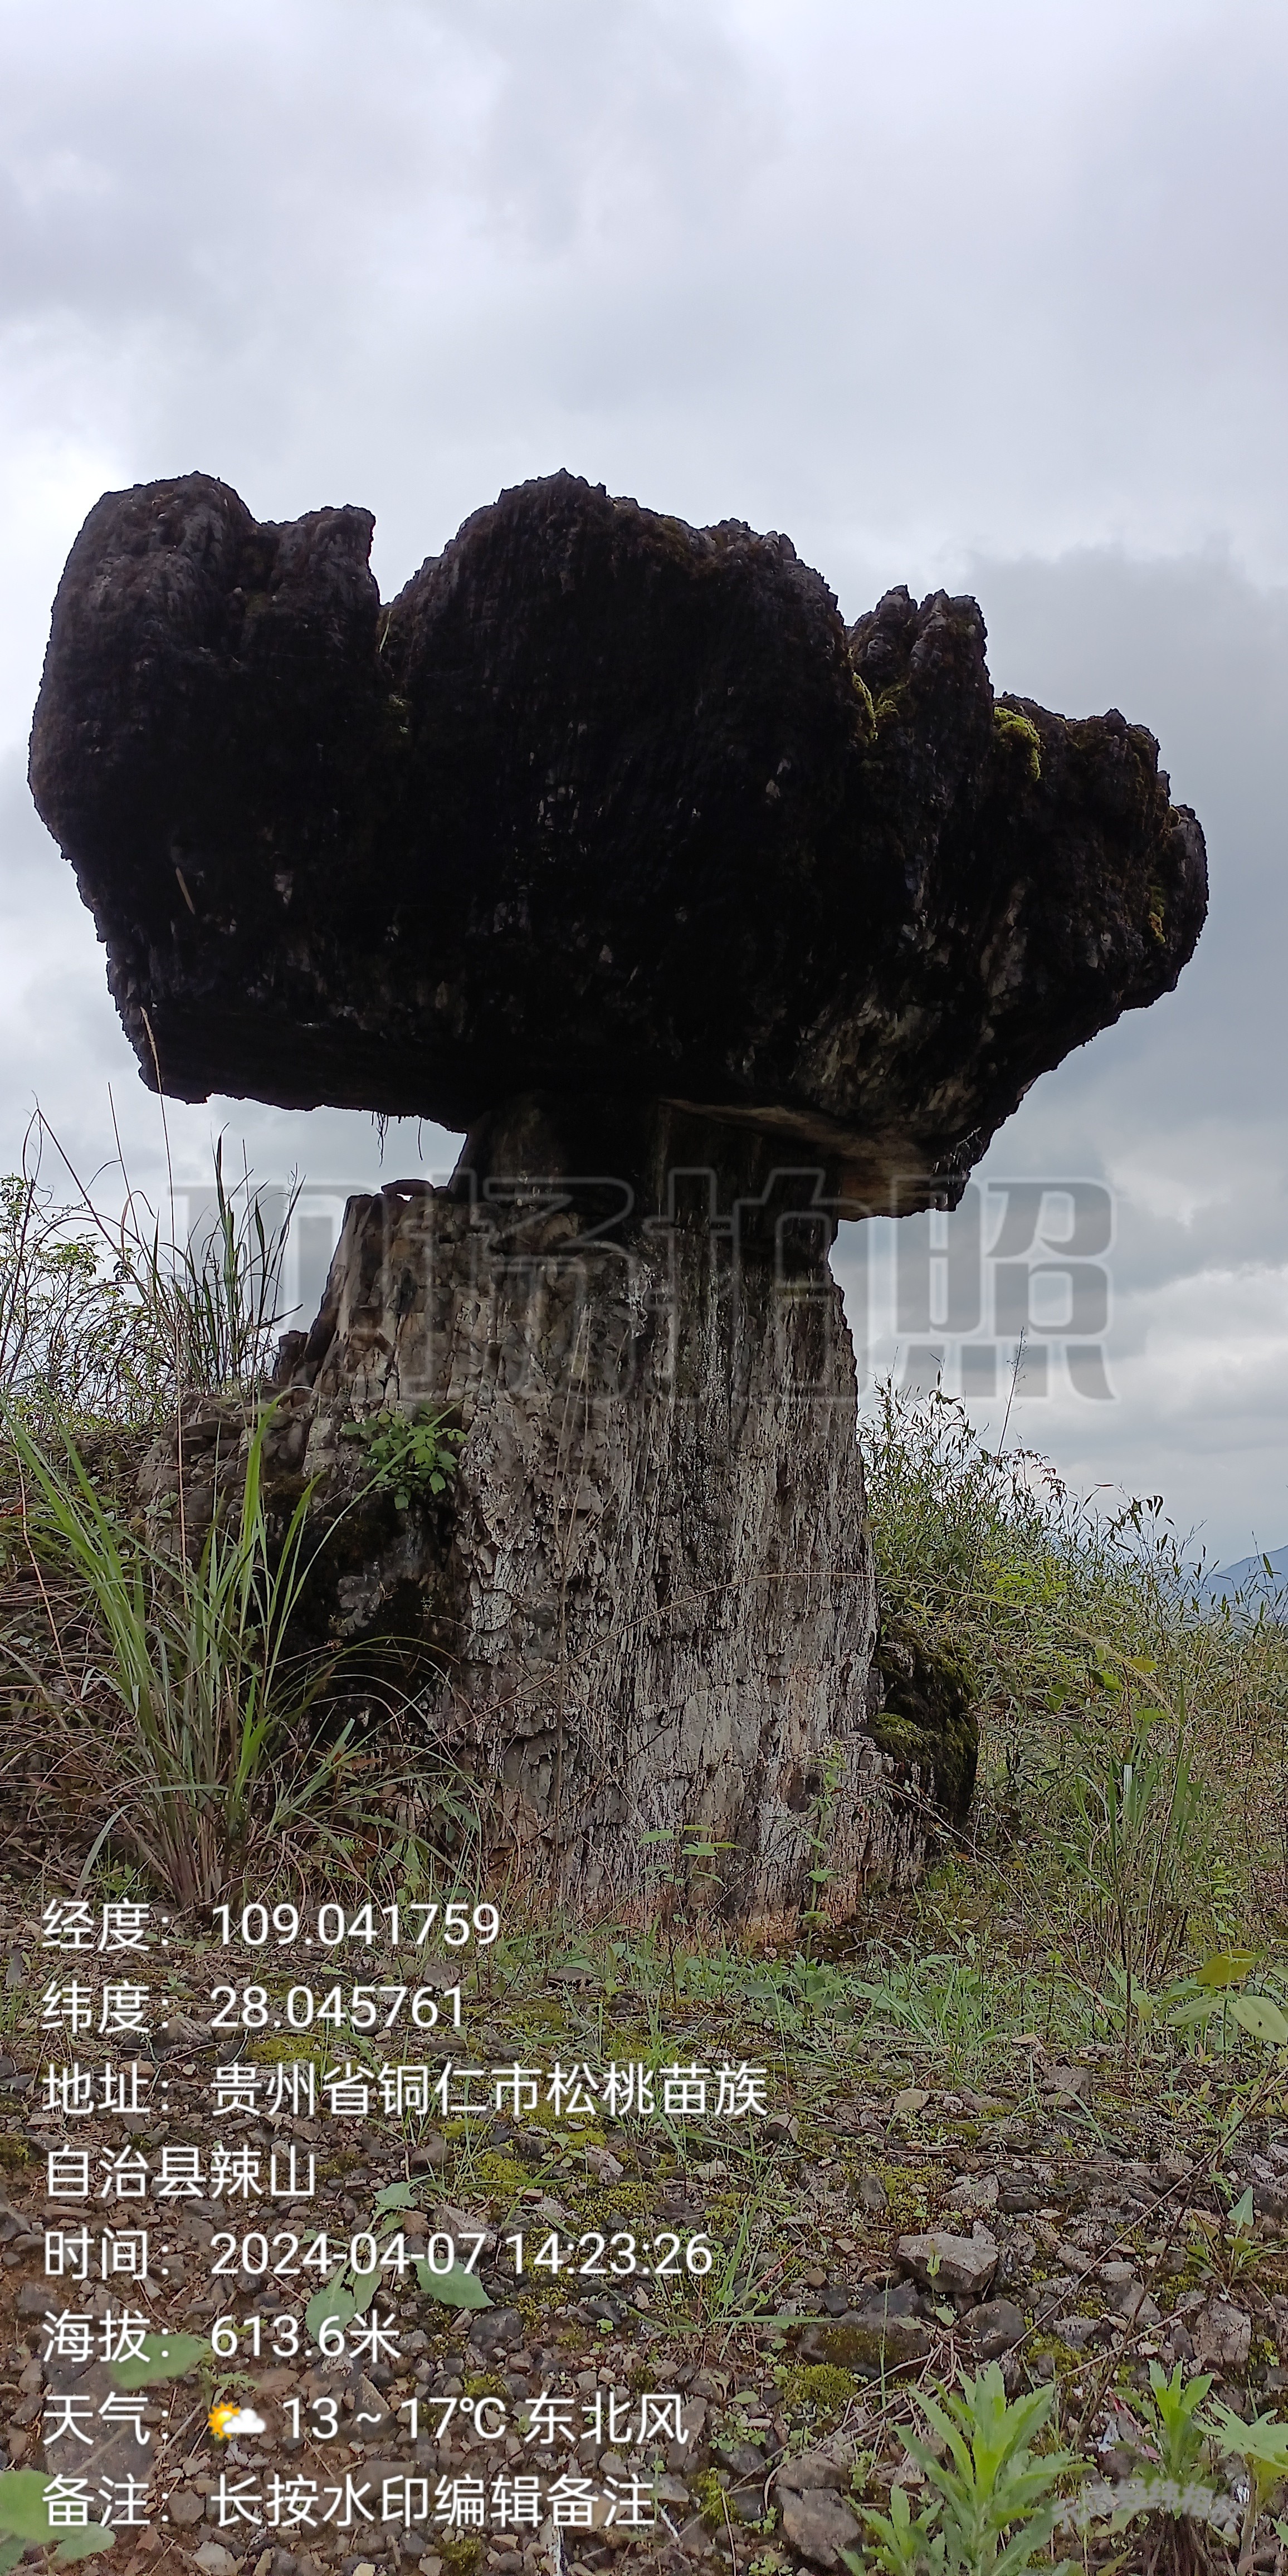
[265, 1111, 964, 1925]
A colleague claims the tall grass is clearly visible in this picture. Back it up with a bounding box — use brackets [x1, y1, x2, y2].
[3, 1403, 364, 1906]
[0, 1124, 492, 1902]
[861, 1384, 1288, 2001]
[131, 1134, 299, 1400]
[0, 1115, 298, 1432]
[861, 1379, 1198, 1709]
[0, 1130, 168, 1425]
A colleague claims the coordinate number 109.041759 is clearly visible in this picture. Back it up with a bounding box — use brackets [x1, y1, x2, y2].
[211, 1902, 497, 1946]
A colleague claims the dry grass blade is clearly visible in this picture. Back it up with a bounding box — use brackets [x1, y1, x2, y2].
[2, 1399, 369, 1906]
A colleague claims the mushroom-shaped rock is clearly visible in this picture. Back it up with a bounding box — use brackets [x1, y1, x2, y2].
[28, 474, 1207, 1920]
[30, 469, 1204, 1212]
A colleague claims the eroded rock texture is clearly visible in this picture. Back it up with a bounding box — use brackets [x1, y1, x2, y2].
[30, 469, 1206, 1212]
[141, 1150, 962, 1924]
[35, 469, 1208, 1913]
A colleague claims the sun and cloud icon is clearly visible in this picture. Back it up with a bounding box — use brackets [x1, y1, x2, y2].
[208, 2404, 267, 2441]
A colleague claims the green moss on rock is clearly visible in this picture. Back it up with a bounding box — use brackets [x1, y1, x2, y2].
[871, 1615, 979, 1827]
[775, 2362, 862, 2422]
[993, 702, 1042, 780]
[812, 2316, 931, 2372]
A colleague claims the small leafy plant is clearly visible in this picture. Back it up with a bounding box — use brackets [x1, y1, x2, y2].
[1119, 2359, 1216, 2487]
[0, 2472, 114, 2568]
[853, 2363, 1081, 2574]
[110, 2329, 210, 2389]
[1203, 2401, 1288, 2564]
[799, 1737, 848, 1937]
[1062, 1696, 1203, 2004]
[1074, 2373, 1288, 2563]
[343, 1405, 465, 1508]
[1188, 2185, 1263, 2291]
[861, 2477, 948, 2574]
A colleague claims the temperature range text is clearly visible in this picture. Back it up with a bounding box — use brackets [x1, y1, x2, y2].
[211, 1901, 497, 1946]
[209, 1983, 462, 2031]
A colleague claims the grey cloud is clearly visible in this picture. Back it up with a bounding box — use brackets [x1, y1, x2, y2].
[7, 0, 1288, 600]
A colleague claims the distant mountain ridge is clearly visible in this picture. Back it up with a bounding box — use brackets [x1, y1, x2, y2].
[1201, 1543, 1288, 1612]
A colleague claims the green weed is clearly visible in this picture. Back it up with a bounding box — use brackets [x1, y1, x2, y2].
[340, 1403, 464, 1507]
[1119, 2360, 1216, 2486]
[854, 2363, 1081, 2574]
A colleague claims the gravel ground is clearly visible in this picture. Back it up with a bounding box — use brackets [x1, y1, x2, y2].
[4, 1884, 1288, 2574]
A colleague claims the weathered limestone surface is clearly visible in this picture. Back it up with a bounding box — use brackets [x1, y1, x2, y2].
[36, 469, 1208, 1913]
[258, 1146, 956, 1923]
[30, 469, 1207, 1214]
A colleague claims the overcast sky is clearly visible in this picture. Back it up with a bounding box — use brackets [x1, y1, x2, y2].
[2, 0, 1285, 1567]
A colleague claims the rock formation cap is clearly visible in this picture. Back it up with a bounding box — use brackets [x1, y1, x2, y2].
[29, 469, 1207, 1210]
